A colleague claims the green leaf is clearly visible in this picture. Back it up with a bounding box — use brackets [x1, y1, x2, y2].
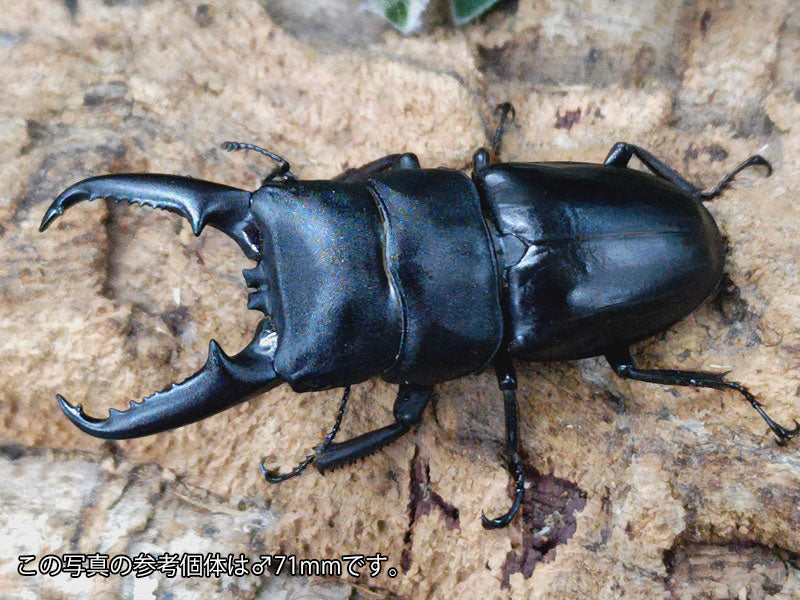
[369, 0, 430, 34]
[450, 0, 502, 25]
[369, 0, 501, 33]
[384, 0, 409, 26]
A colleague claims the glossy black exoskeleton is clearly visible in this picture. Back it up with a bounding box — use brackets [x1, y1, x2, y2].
[40, 104, 798, 529]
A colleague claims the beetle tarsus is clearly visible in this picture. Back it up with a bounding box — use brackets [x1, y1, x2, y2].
[260, 386, 351, 483]
[774, 422, 800, 446]
[606, 346, 799, 445]
[723, 382, 800, 445]
[481, 453, 524, 530]
[699, 155, 772, 200]
[260, 454, 316, 483]
[221, 140, 296, 185]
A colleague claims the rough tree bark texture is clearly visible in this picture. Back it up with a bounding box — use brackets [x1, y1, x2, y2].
[2, 1, 800, 599]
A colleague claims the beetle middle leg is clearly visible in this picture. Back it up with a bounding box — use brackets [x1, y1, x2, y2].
[606, 346, 800, 444]
[312, 384, 433, 472]
[604, 142, 771, 200]
[481, 350, 525, 530]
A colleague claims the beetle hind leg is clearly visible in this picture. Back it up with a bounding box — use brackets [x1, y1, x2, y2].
[698, 155, 773, 200]
[606, 346, 800, 444]
[603, 142, 772, 200]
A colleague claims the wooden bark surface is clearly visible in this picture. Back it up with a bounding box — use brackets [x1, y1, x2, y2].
[2, 1, 800, 598]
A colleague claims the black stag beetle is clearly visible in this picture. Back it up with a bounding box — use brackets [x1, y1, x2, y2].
[40, 104, 799, 529]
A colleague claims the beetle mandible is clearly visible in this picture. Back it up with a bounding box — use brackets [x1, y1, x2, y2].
[40, 104, 799, 529]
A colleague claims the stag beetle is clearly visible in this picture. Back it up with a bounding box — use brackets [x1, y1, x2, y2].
[40, 104, 799, 529]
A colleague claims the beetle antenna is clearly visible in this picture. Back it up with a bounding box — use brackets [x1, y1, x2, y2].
[222, 141, 298, 187]
[699, 154, 772, 201]
[260, 386, 351, 483]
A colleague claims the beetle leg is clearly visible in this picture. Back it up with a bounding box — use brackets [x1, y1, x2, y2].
[473, 102, 517, 174]
[221, 141, 297, 187]
[491, 102, 516, 159]
[313, 384, 433, 473]
[57, 319, 283, 439]
[481, 351, 525, 530]
[603, 142, 772, 200]
[332, 152, 420, 182]
[698, 155, 773, 200]
[604, 142, 701, 195]
[606, 346, 800, 445]
[260, 386, 351, 483]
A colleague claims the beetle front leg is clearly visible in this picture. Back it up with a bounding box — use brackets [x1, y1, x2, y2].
[606, 346, 800, 444]
[333, 152, 420, 182]
[473, 102, 517, 174]
[260, 386, 352, 483]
